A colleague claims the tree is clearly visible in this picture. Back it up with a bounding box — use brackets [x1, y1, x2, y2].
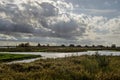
[85, 45, 88, 48]
[92, 45, 95, 47]
[18, 42, 30, 47]
[24, 43, 30, 47]
[47, 44, 50, 47]
[37, 43, 41, 47]
[18, 43, 25, 47]
[97, 45, 104, 48]
[76, 45, 82, 47]
[111, 44, 116, 48]
[69, 44, 75, 47]
[61, 44, 65, 47]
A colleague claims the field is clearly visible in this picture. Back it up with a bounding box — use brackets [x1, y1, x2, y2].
[0, 54, 120, 80]
[0, 53, 41, 62]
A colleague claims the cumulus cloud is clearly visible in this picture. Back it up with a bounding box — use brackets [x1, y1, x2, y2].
[0, 0, 120, 45]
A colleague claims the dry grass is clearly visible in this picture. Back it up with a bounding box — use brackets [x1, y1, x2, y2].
[0, 54, 120, 80]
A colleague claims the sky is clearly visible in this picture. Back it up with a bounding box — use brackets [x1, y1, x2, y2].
[0, 0, 120, 46]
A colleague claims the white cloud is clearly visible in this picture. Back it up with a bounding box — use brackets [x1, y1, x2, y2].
[0, 34, 17, 40]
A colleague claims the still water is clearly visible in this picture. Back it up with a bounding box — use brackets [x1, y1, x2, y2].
[2, 51, 120, 64]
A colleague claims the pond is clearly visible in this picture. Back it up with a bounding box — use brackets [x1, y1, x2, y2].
[2, 50, 120, 64]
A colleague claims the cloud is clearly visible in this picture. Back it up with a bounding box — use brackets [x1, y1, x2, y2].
[38, 2, 58, 17]
[0, 33, 17, 41]
[0, 0, 120, 45]
[45, 14, 86, 39]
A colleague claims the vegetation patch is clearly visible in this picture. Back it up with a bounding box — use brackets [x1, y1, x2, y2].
[0, 54, 120, 80]
[0, 53, 41, 62]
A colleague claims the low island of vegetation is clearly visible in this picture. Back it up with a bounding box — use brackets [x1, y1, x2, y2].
[0, 53, 41, 62]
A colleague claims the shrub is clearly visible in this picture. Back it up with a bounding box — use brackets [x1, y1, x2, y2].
[94, 52, 110, 71]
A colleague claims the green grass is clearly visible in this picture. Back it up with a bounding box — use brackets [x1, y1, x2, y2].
[0, 54, 120, 80]
[0, 53, 41, 62]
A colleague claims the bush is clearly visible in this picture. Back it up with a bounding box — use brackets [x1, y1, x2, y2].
[94, 52, 110, 71]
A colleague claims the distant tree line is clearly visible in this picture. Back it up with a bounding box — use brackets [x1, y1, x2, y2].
[17, 43, 118, 48]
